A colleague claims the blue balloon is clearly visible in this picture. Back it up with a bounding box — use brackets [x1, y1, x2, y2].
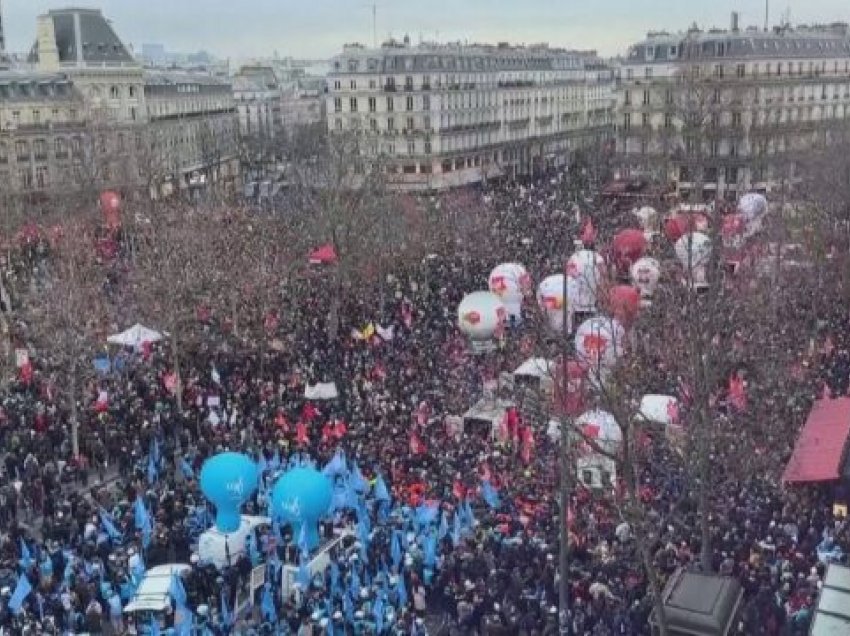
[271, 467, 332, 551]
[199, 452, 259, 533]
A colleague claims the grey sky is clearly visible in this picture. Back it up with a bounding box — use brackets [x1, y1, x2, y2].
[5, 0, 850, 61]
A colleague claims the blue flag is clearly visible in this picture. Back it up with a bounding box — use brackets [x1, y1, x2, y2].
[9, 574, 32, 614]
[481, 480, 501, 509]
[452, 512, 462, 546]
[350, 462, 368, 493]
[415, 501, 440, 526]
[19, 538, 32, 569]
[438, 511, 449, 540]
[169, 573, 187, 607]
[174, 606, 193, 636]
[99, 507, 123, 542]
[147, 453, 158, 484]
[220, 590, 233, 627]
[261, 581, 277, 621]
[424, 532, 437, 567]
[391, 531, 402, 570]
[374, 474, 391, 502]
[374, 594, 385, 633]
[93, 355, 111, 374]
[396, 574, 408, 607]
[133, 496, 153, 548]
[322, 450, 347, 477]
[149, 616, 161, 636]
[179, 458, 194, 479]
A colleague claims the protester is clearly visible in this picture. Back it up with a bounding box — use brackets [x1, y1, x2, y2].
[0, 169, 844, 636]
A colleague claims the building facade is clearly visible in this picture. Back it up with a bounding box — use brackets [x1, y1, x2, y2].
[326, 39, 615, 190]
[616, 17, 850, 199]
[0, 7, 238, 199]
[233, 65, 282, 140]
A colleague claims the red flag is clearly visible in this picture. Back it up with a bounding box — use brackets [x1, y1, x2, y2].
[728, 373, 747, 411]
[321, 422, 333, 444]
[580, 217, 597, 246]
[410, 431, 427, 455]
[94, 390, 108, 413]
[452, 480, 466, 501]
[521, 428, 535, 464]
[302, 403, 319, 422]
[140, 340, 152, 361]
[333, 419, 347, 439]
[20, 361, 33, 385]
[295, 421, 309, 445]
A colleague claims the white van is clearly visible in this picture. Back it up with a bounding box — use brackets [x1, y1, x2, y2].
[124, 563, 190, 634]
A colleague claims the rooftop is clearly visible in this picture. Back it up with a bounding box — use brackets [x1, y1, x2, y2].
[30, 7, 136, 68]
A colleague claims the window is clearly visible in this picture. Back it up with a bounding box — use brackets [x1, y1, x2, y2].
[53, 137, 68, 159]
[423, 115, 431, 130]
[350, 98, 358, 112]
[0, 143, 6, 163]
[33, 139, 47, 160]
[333, 80, 341, 90]
[422, 95, 430, 110]
[368, 97, 376, 112]
[35, 166, 47, 188]
[710, 141, 719, 157]
[405, 76, 413, 90]
[15, 140, 29, 161]
[11, 111, 20, 124]
[641, 113, 649, 127]
[645, 67, 652, 79]
[406, 117, 414, 131]
[665, 89, 673, 105]
[623, 113, 631, 130]
[731, 112, 742, 127]
[387, 117, 395, 130]
[18, 168, 32, 189]
[33, 110, 41, 124]
[129, 86, 137, 98]
[334, 98, 342, 113]
[110, 86, 120, 98]
[387, 97, 394, 112]
[370, 118, 377, 131]
[623, 90, 631, 106]
[406, 96, 414, 111]
[350, 80, 357, 90]
[117, 133, 126, 152]
[642, 90, 650, 105]
[736, 64, 745, 78]
[407, 141, 415, 155]
[664, 113, 673, 128]
[424, 141, 432, 154]
[335, 119, 343, 131]
[714, 64, 724, 78]
[369, 79, 376, 89]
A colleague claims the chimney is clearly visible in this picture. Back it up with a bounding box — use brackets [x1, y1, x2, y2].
[36, 13, 60, 71]
[731, 11, 740, 32]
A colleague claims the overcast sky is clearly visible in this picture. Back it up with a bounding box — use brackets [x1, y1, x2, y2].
[5, 0, 849, 61]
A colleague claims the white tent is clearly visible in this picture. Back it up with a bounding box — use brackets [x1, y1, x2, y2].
[106, 324, 164, 349]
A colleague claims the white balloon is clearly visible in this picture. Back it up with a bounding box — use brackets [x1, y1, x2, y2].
[575, 315, 625, 374]
[536, 274, 566, 331]
[488, 263, 530, 321]
[637, 395, 679, 426]
[630, 257, 661, 298]
[566, 249, 605, 312]
[633, 206, 657, 229]
[575, 409, 622, 452]
[738, 193, 768, 222]
[457, 291, 507, 340]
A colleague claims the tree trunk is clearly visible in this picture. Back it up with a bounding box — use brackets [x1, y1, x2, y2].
[171, 329, 184, 412]
[69, 357, 80, 458]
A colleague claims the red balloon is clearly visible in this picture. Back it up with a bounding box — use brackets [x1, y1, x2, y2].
[607, 285, 641, 326]
[663, 213, 709, 242]
[722, 214, 745, 238]
[610, 229, 647, 270]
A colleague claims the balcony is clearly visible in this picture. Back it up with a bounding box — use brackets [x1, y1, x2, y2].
[383, 84, 397, 92]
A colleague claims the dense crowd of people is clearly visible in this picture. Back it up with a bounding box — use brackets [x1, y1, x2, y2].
[0, 168, 846, 636]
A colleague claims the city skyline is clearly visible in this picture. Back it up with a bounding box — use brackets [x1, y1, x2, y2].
[4, 0, 850, 62]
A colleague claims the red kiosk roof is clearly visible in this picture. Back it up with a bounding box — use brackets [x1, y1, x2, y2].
[783, 398, 850, 484]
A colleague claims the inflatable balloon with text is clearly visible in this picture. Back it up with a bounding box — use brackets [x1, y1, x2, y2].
[271, 466, 332, 552]
[199, 452, 259, 533]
